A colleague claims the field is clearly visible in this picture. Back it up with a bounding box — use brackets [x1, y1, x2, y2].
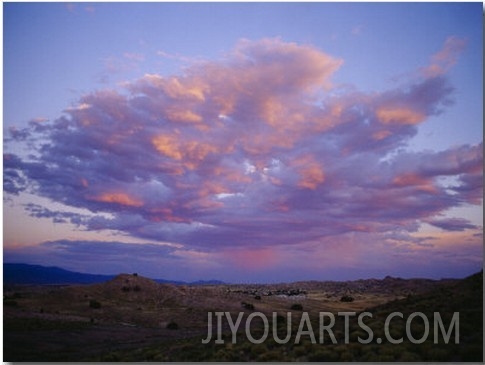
[3, 271, 483, 361]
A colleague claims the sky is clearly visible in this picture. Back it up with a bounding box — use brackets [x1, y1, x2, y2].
[3, 2, 483, 283]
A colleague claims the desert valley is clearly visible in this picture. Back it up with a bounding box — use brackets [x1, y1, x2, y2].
[3, 264, 483, 362]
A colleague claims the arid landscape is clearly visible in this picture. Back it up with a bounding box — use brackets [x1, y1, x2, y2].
[3, 269, 482, 362]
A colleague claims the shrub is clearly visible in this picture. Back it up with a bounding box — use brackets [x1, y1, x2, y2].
[250, 344, 268, 356]
[258, 350, 283, 361]
[398, 351, 422, 361]
[308, 349, 340, 362]
[293, 344, 307, 357]
[102, 352, 121, 361]
[340, 351, 354, 361]
[4, 299, 19, 307]
[242, 302, 255, 310]
[89, 299, 101, 309]
[340, 295, 354, 302]
[166, 321, 179, 330]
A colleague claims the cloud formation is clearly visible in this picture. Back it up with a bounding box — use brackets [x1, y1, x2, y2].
[4, 38, 482, 276]
[422, 36, 468, 78]
[426, 217, 479, 232]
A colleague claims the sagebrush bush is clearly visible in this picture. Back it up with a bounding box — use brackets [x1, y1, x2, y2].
[166, 321, 179, 330]
[89, 299, 101, 309]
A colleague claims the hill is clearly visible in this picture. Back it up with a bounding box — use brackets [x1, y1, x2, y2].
[3, 263, 224, 286]
[84, 271, 483, 362]
[3, 263, 115, 285]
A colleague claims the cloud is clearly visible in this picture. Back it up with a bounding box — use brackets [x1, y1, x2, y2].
[426, 217, 478, 232]
[376, 107, 425, 125]
[157, 50, 198, 65]
[87, 192, 144, 208]
[3, 38, 482, 268]
[422, 36, 467, 77]
[98, 52, 145, 84]
[41, 239, 177, 258]
[24, 203, 88, 225]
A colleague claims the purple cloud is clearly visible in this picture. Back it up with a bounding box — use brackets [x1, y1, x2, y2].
[3, 38, 483, 265]
[426, 217, 478, 232]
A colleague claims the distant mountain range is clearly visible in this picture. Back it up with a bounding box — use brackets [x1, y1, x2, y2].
[3, 263, 224, 286]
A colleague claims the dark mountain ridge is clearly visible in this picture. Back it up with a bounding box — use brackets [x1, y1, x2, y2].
[3, 263, 224, 286]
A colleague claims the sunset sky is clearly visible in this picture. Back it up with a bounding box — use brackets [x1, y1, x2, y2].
[3, 2, 483, 283]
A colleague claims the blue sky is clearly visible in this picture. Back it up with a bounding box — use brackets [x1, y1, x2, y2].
[5, 3, 482, 134]
[3, 2, 483, 282]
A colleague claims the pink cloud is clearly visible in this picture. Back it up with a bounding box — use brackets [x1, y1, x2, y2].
[392, 173, 438, 194]
[87, 192, 144, 208]
[223, 247, 280, 270]
[422, 36, 467, 78]
[291, 154, 326, 190]
[376, 106, 425, 125]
